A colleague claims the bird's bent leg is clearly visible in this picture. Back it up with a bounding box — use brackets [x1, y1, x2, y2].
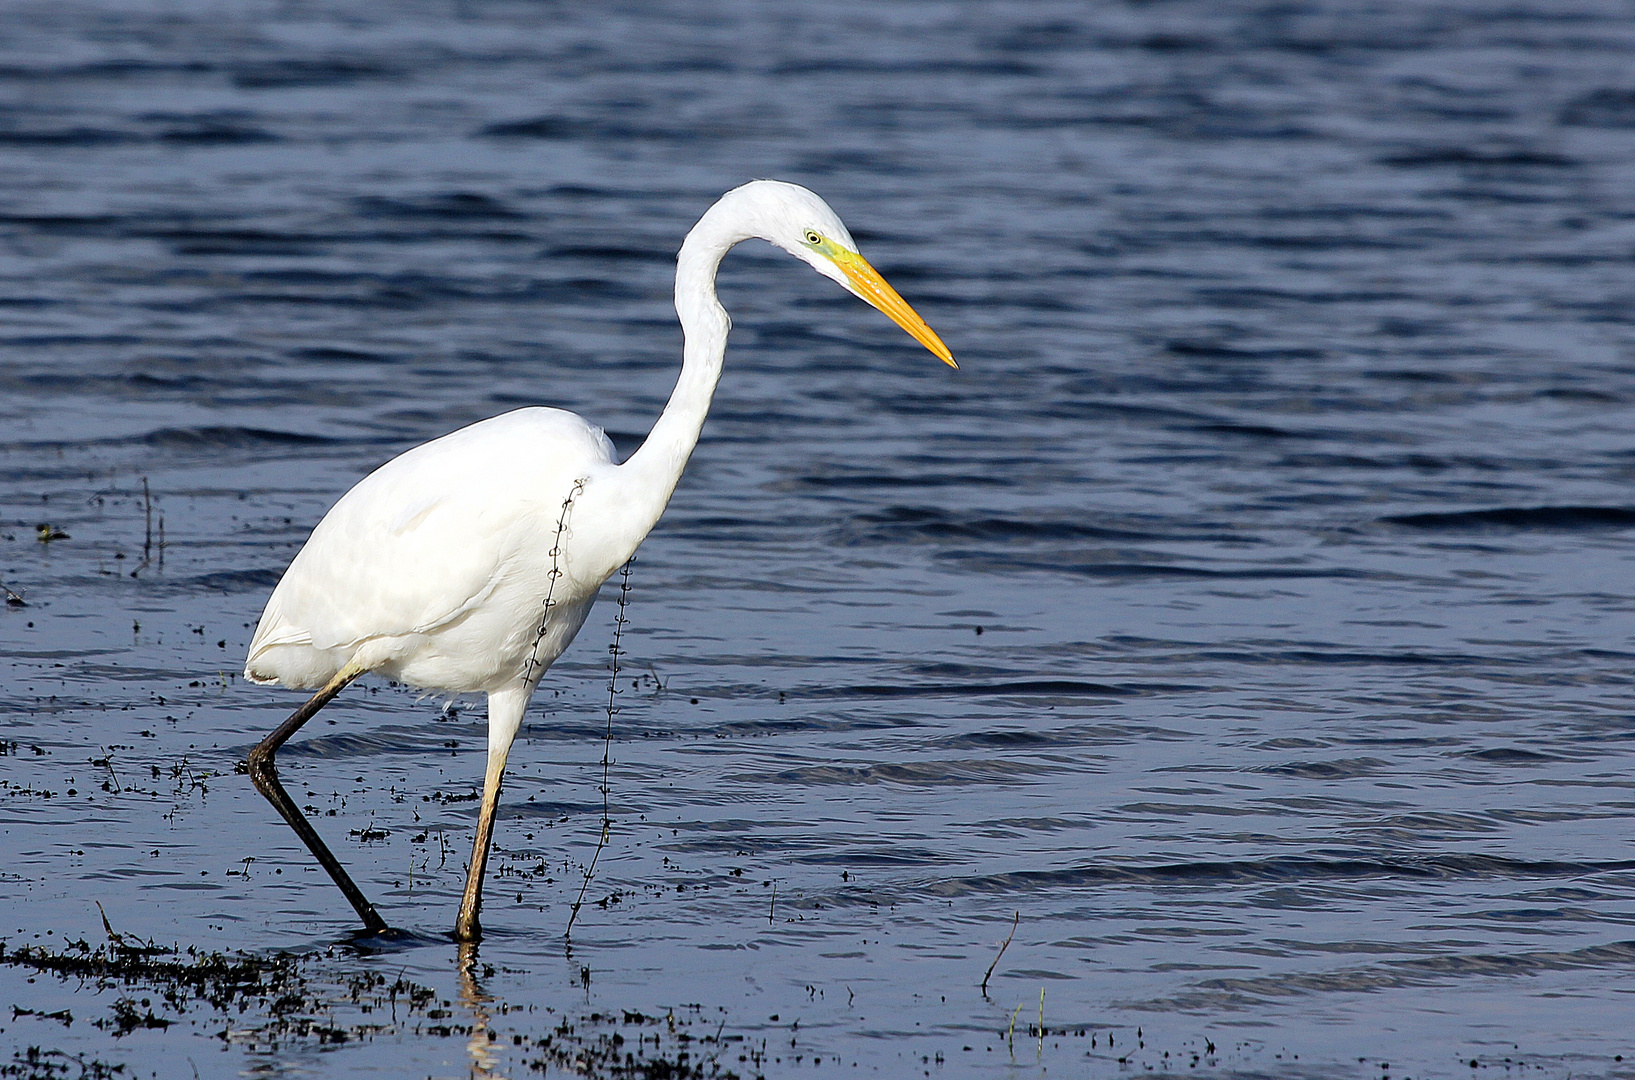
[453, 752, 507, 942]
[245, 662, 388, 934]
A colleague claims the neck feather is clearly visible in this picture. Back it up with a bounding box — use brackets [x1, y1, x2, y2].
[617, 197, 753, 533]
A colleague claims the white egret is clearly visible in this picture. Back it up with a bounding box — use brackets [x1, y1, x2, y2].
[243, 180, 956, 941]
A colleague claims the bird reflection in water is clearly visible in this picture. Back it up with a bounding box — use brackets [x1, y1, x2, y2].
[457, 944, 503, 1079]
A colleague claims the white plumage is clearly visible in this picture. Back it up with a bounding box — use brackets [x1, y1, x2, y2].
[241, 180, 955, 941]
[248, 408, 616, 694]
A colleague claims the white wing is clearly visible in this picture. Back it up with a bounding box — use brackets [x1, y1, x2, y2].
[246, 408, 615, 686]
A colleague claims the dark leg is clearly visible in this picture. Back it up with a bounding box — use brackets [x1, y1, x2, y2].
[245, 663, 388, 934]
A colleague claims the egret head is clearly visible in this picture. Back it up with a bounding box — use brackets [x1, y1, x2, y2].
[725, 180, 957, 368]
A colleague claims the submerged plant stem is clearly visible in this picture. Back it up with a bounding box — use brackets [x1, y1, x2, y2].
[567, 556, 633, 937]
[981, 910, 1019, 996]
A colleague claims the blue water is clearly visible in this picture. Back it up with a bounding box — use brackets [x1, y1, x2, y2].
[4, 0, 1635, 1076]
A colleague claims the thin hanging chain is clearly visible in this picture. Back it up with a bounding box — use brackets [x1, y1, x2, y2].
[566, 555, 633, 937]
[523, 477, 586, 684]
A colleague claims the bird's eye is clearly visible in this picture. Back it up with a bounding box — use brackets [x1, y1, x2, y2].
[803, 230, 822, 246]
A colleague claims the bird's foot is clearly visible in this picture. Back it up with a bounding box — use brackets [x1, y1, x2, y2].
[339, 923, 427, 949]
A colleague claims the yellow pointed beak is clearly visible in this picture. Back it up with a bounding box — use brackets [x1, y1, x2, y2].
[830, 249, 957, 369]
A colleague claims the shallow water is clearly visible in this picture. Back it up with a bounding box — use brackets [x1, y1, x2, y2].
[4, 0, 1635, 1075]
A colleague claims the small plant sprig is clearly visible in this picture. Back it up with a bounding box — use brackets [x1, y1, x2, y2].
[980, 910, 1019, 996]
[567, 556, 633, 936]
[523, 478, 586, 682]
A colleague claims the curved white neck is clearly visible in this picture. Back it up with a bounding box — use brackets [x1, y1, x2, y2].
[617, 197, 754, 535]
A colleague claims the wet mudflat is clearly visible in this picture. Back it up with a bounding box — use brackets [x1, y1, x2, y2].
[4, 0, 1635, 1076]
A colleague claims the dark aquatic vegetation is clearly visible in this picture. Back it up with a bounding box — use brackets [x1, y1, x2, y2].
[2, 929, 733, 1077]
[3, 0, 1635, 1077]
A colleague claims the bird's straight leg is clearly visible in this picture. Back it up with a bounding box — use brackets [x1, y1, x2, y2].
[454, 686, 527, 943]
[245, 661, 388, 934]
[453, 753, 507, 942]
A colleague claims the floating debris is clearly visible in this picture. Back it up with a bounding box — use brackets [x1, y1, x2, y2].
[3, 1046, 124, 1079]
[2, 926, 754, 1078]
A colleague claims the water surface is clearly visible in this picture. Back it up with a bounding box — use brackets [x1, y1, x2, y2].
[3, 0, 1635, 1076]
